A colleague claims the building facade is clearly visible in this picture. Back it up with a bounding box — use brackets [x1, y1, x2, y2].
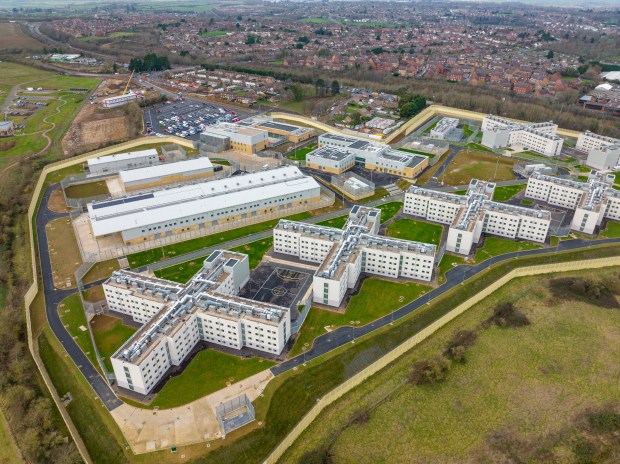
[87, 166, 322, 244]
[273, 206, 436, 307]
[481, 114, 563, 157]
[525, 171, 620, 234]
[200, 123, 268, 154]
[108, 250, 290, 395]
[118, 157, 218, 192]
[87, 149, 160, 175]
[405, 179, 551, 255]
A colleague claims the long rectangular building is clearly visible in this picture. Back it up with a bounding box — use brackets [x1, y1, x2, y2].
[118, 157, 217, 191]
[525, 171, 620, 234]
[312, 133, 429, 179]
[481, 114, 563, 157]
[108, 250, 290, 395]
[87, 166, 321, 244]
[87, 148, 160, 175]
[405, 179, 551, 255]
[577, 131, 620, 170]
[274, 206, 436, 307]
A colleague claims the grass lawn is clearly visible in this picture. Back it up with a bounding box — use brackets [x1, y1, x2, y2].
[317, 215, 348, 229]
[375, 201, 402, 222]
[300, 17, 332, 23]
[0, 410, 22, 464]
[290, 278, 432, 357]
[64, 180, 109, 199]
[200, 30, 228, 37]
[386, 219, 443, 245]
[461, 123, 474, 138]
[600, 221, 620, 238]
[396, 147, 434, 158]
[82, 259, 119, 284]
[284, 268, 620, 463]
[211, 158, 231, 166]
[520, 199, 533, 205]
[396, 178, 413, 191]
[83, 285, 105, 303]
[357, 187, 389, 203]
[465, 142, 494, 152]
[46, 216, 82, 288]
[422, 120, 438, 134]
[441, 150, 517, 186]
[155, 238, 274, 283]
[287, 146, 314, 161]
[91, 314, 137, 372]
[128, 211, 312, 268]
[474, 236, 543, 263]
[57, 294, 99, 371]
[437, 253, 467, 285]
[146, 350, 276, 410]
[492, 184, 525, 201]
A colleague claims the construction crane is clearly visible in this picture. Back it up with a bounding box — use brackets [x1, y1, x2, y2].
[122, 70, 135, 95]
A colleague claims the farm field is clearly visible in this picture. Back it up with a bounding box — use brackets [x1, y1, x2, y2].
[282, 268, 620, 464]
[440, 149, 517, 186]
[0, 22, 43, 49]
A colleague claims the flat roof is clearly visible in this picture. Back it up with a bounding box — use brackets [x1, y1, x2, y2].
[88, 166, 320, 236]
[119, 157, 213, 184]
[307, 146, 352, 161]
[87, 148, 158, 166]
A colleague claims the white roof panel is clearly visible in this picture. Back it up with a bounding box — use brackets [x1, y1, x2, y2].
[87, 149, 159, 166]
[119, 157, 213, 184]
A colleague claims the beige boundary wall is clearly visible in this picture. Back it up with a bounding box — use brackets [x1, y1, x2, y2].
[263, 256, 620, 464]
[271, 105, 581, 146]
[24, 136, 194, 464]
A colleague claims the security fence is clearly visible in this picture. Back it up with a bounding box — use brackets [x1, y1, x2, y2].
[216, 394, 255, 436]
[331, 172, 375, 200]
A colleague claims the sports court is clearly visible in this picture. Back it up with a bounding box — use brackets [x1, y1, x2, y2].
[239, 263, 312, 310]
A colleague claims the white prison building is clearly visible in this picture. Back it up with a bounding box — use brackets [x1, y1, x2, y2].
[118, 157, 217, 191]
[274, 206, 436, 307]
[87, 149, 160, 175]
[429, 117, 460, 140]
[107, 250, 290, 394]
[525, 171, 620, 234]
[87, 166, 321, 244]
[404, 179, 552, 255]
[313, 133, 429, 179]
[577, 131, 620, 170]
[481, 114, 563, 157]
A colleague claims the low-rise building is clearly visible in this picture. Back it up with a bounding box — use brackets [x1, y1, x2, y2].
[429, 117, 460, 140]
[118, 157, 218, 191]
[405, 179, 551, 255]
[525, 171, 620, 234]
[240, 117, 315, 144]
[481, 114, 563, 157]
[102, 91, 140, 109]
[274, 205, 436, 307]
[577, 131, 620, 153]
[316, 133, 429, 179]
[87, 166, 321, 244]
[586, 144, 620, 171]
[200, 123, 268, 154]
[87, 149, 160, 175]
[0, 120, 15, 137]
[306, 146, 355, 174]
[108, 250, 290, 394]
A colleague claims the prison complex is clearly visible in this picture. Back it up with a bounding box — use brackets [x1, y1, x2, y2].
[86, 166, 321, 244]
[404, 179, 552, 255]
[107, 250, 290, 394]
[481, 114, 563, 157]
[306, 133, 429, 179]
[525, 171, 620, 234]
[274, 206, 436, 307]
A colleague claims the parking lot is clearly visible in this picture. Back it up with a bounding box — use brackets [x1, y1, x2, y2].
[144, 97, 254, 141]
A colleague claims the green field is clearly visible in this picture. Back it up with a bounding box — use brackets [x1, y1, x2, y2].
[200, 30, 228, 37]
[492, 184, 526, 201]
[143, 350, 276, 410]
[300, 17, 332, 24]
[375, 201, 402, 222]
[82, 259, 120, 285]
[64, 180, 109, 199]
[57, 294, 99, 372]
[600, 221, 620, 238]
[441, 150, 516, 186]
[283, 268, 620, 463]
[386, 218, 443, 245]
[0, 410, 21, 464]
[91, 315, 137, 371]
[128, 211, 312, 268]
[287, 146, 314, 161]
[290, 278, 432, 357]
[317, 215, 348, 229]
[474, 236, 543, 262]
[154, 237, 273, 283]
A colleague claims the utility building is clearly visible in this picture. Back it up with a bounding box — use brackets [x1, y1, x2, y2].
[200, 123, 268, 154]
[405, 179, 552, 255]
[87, 149, 160, 175]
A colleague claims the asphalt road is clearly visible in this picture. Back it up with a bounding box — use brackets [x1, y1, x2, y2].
[36, 185, 122, 411]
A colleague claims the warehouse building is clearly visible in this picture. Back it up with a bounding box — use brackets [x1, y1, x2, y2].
[87, 166, 321, 244]
[481, 114, 563, 157]
[118, 157, 219, 192]
[107, 250, 290, 394]
[87, 149, 160, 175]
[200, 123, 268, 154]
[405, 179, 551, 255]
[240, 116, 316, 144]
[315, 133, 429, 179]
[274, 206, 436, 307]
[524, 171, 620, 234]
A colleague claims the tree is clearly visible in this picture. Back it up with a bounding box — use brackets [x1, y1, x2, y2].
[330, 80, 340, 95]
[290, 82, 304, 101]
[398, 93, 426, 118]
[547, 50, 554, 59]
[315, 78, 326, 97]
[349, 111, 362, 126]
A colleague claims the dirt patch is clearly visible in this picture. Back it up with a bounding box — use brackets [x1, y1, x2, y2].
[83, 285, 105, 303]
[62, 79, 143, 156]
[0, 140, 16, 151]
[46, 217, 82, 289]
[47, 187, 72, 213]
[549, 277, 620, 309]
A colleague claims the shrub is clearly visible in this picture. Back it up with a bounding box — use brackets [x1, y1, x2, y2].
[443, 330, 478, 362]
[408, 356, 449, 385]
[298, 447, 332, 464]
[352, 409, 371, 425]
[486, 302, 530, 328]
